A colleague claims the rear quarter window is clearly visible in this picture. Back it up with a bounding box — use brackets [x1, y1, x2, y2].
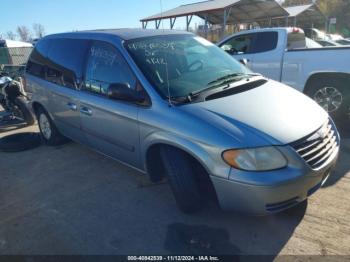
[26, 39, 50, 78]
[46, 38, 90, 88]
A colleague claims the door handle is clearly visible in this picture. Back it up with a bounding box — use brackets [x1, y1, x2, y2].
[67, 102, 77, 111]
[80, 107, 92, 116]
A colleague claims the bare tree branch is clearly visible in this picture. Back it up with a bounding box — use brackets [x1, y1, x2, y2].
[33, 23, 45, 38]
[16, 26, 32, 42]
[5, 31, 17, 40]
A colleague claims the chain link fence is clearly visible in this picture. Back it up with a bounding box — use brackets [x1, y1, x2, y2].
[0, 47, 33, 79]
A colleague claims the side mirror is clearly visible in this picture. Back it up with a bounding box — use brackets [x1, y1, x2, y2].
[107, 83, 145, 103]
[223, 47, 238, 55]
[239, 59, 248, 66]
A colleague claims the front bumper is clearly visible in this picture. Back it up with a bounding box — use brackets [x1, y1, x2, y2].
[210, 145, 339, 215]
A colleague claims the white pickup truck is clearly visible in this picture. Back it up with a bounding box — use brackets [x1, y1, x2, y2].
[218, 27, 350, 121]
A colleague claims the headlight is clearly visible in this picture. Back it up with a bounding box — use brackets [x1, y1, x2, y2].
[222, 147, 287, 171]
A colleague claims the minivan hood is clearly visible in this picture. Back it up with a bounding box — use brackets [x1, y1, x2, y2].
[182, 80, 328, 145]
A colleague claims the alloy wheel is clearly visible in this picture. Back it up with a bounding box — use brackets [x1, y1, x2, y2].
[314, 86, 343, 113]
[39, 113, 52, 140]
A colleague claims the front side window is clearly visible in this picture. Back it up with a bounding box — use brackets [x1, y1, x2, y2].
[126, 35, 250, 99]
[220, 32, 278, 54]
[220, 34, 254, 54]
[84, 41, 136, 96]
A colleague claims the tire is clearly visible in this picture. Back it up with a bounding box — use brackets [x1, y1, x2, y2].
[13, 96, 35, 126]
[160, 146, 203, 213]
[305, 78, 350, 122]
[0, 132, 41, 152]
[36, 107, 69, 146]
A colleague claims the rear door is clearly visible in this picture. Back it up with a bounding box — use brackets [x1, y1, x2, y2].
[220, 31, 283, 81]
[44, 38, 90, 143]
[79, 40, 141, 168]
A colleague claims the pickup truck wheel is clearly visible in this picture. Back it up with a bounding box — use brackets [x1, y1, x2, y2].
[306, 79, 349, 121]
[36, 108, 69, 146]
[160, 146, 203, 213]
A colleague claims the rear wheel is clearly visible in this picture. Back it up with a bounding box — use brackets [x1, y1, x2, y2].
[160, 146, 203, 213]
[36, 107, 69, 146]
[305, 78, 350, 123]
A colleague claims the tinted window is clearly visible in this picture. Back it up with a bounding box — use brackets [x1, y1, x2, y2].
[250, 32, 278, 53]
[220, 34, 254, 54]
[221, 32, 278, 54]
[46, 38, 90, 88]
[26, 39, 50, 78]
[84, 41, 136, 96]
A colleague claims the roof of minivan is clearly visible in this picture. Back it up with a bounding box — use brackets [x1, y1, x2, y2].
[46, 28, 193, 41]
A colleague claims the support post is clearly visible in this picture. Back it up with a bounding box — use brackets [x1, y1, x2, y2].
[294, 17, 297, 27]
[204, 14, 209, 39]
[170, 17, 176, 30]
[186, 15, 193, 31]
[222, 8, 228, 38]
[155, 19, 161, 29]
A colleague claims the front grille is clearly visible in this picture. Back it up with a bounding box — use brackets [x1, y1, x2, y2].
[291, 120, 339, 170]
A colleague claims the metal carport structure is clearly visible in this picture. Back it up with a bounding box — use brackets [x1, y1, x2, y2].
[281, 4, 326, 28]
[140, 0, 288, 36]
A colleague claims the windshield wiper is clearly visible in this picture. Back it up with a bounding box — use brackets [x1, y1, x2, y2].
[207, 73, 261, 86]
[168, 73, 263, 105]
[190, 73, 261, 98]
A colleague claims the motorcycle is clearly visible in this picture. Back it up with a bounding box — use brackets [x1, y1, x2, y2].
[0, 74, 35, 126]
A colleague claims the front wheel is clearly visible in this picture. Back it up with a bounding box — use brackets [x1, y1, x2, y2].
[160, 146, 203, 213]
[305, 79, 350, 122]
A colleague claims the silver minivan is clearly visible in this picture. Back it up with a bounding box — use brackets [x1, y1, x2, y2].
[26, 29, 340, 215]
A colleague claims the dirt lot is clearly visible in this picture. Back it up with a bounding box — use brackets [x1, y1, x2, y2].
[0, 121, 349, 257]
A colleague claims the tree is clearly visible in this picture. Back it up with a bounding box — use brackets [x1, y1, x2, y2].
[33, 23, 45, 38]
[281, 0, 350, 37]
[5, 31, 16, 40]
[317, 0, 350, 36]
[16, 26, 31, 42]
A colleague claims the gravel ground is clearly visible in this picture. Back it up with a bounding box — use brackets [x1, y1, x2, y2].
[0, 120, 349, 257]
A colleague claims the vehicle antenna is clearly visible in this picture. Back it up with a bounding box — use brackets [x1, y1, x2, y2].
[160, 0, 172, 106]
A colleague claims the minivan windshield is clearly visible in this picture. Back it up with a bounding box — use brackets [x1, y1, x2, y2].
[125, 35, 251, 100]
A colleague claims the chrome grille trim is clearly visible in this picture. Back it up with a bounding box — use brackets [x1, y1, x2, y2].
[291, 120, 338, 169]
